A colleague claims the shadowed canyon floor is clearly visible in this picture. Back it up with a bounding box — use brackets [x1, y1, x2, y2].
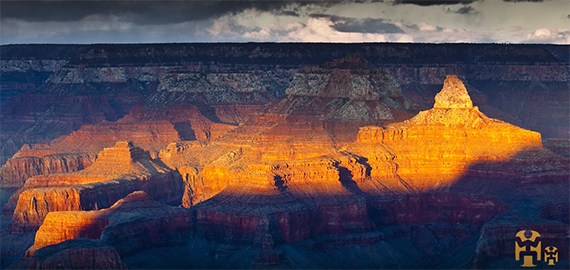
[0, 46, 568, 269]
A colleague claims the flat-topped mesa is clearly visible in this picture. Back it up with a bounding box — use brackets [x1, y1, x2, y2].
[433, 75, 473, 109]
[11, 142, 182, 232]
[96, 141, 150, 164]
[21, 141, 168, 189]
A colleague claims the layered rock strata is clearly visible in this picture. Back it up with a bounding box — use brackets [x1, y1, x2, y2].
[2, 43, 567, 169]
[345, 75, 549, 192]
[0, 102, 239, 188]
[10, 141, 183, 232]
[161, 55, 415, 207]
[26, 191, 192, 256]
[173, 75, 568, 262]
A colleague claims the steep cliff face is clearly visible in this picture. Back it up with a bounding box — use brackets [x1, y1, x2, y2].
[0, 153, 94, 188]
[182, 76, 566, 252]
[160, 55, 415, 207]
[26, 191, 192, 257]
[10, 142, 183, 232]
[1, 43, 568, 268]
[2, 43, 567, 168]
[345, 75, 551, 192]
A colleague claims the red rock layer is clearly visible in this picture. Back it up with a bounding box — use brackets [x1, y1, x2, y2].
[164, 56, 415, 207]
[345, 75, 546, 192]
[171, 75, 567, 252]
[0, 102, 241, 188]
[193, 188, 508, 247]
[35, 120, 181, 157]
[10, 141, 183, 232]
[26, 191, 192, 257]
[0, 94, 120, 166]
[0, 153, 94, 188]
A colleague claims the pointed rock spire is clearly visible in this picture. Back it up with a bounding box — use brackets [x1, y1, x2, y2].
[433, 75, 473, 109]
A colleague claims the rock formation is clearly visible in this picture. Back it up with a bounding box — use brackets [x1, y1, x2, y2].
[173, 75, 566, 268]
[345, 75, 551, 192]
[160, 55, 415, 207]
[2, 43, 567, 168]
[433, 75, 473, 109]
[26, 191, 192, 257]
[10, 141, 183, 232]
[0, 153, 94, 188]
[1, 42, 568, 269]
[0, 103, 239, 187]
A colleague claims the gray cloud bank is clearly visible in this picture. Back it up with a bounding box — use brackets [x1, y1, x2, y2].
[1, 0, 568, 44]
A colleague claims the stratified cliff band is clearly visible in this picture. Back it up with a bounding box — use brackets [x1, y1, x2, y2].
[0, 44, 568, 269]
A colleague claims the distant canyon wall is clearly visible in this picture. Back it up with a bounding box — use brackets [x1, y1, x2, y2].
[1, 43, 568, 165]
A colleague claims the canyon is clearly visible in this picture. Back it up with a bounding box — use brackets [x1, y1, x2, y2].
[0, 43, 568, 269]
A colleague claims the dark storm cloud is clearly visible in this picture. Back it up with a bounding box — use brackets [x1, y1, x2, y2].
[447, 5, 477, 14]
[310, 14, 404, 34]
[456, 6, 475, 14]
[395, 0, 476, 6]
[278, 10, 300, 17]
[0, 0, 326, 25]
[333, 18, 405, 34]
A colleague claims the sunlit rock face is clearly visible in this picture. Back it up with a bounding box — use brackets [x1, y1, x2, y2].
[26, 191, 191, 256]
[346, 75, 549, 192]
[0, 103, 238, 188]
[164, 75, 567, 265]
[160, 55, 416, 207]
[433, 75, 473, 109]
[2, 60, 568, 268]
[10, 142, 183, 232]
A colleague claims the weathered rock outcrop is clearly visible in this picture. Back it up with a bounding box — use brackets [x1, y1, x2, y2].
[10, 142, 183, 232]
[0, 101, 241, 188]
[160, 55, 415, 207]
[1, 42, 568, 268]
[0, 153, 94, 188]
[26, 191, 192, 257]
[165, 76, 567, 268]
[345, 75, 553, 192]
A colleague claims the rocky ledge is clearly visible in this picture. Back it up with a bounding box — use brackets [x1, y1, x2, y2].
[9, 141, 183, 232]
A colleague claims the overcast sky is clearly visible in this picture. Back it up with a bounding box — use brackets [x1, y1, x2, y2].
[1, 0, 569, 44]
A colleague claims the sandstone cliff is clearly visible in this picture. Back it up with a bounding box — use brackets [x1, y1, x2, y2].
[344, 75, 554, 192]
[167, 75, 566, 268]
[26, 191, 192, 257]
[2, 43, 567, 168]
[160, 55, 415, 207]
[10, 142, 183, 232]
[0, 153, 94, 188]
[1, 42, 568, 268]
